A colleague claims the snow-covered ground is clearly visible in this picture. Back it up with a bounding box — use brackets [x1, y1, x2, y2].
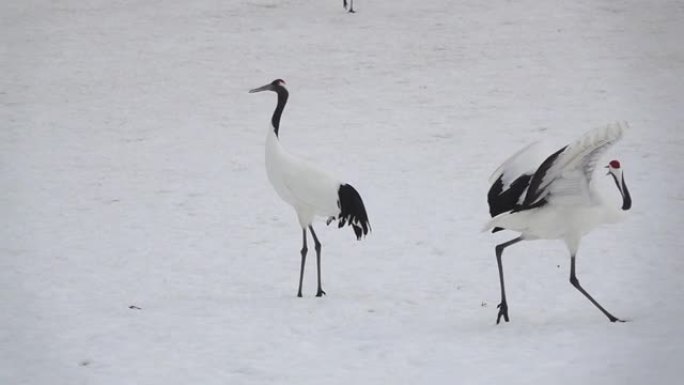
[2, 0, 683, 383]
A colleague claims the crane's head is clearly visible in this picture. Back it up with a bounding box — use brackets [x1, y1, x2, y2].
[605, 160, 632, 210]
[249, 79, 287, 94]
[606, 159, 621, 174]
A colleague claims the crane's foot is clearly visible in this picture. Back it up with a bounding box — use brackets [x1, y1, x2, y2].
[496, 302, 510, 324]
[316, 289, 326, 297]
[297, 291, 303, 298]
[608, 315, 626, 323]
[348, 9, 355, 13]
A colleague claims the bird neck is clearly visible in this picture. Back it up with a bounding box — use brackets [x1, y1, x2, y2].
[611, 173, 632, 211]
[266, 119, 285, 165]
[271, 87, 289, 137]
[619, 174, 631, 210]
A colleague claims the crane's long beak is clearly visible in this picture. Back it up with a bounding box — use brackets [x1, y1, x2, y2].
[249, 84, 272, 93]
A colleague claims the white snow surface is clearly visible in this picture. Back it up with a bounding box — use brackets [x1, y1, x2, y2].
[2, 0, 684, 384]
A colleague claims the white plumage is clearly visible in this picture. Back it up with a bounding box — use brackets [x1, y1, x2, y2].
[485, 123, 632, 324]
[488, 141, 551, 187]
[250, 79, 370, 297]
[265, 132, 341, 227]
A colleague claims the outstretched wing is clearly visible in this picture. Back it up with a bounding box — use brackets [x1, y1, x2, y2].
[521, 122, 626, 209]
[487, 141, 552, 217]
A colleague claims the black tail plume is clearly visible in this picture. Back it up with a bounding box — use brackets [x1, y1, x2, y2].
[336, 184, 370, 240]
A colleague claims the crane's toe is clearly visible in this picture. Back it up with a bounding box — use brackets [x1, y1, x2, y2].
[316, 289, 326, 297]
[496, 302, 510, 324]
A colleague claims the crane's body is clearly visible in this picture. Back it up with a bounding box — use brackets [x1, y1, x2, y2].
[484, 123, 632, 323]
[250, 79, 370, 297]
[265, 131, 340, 227]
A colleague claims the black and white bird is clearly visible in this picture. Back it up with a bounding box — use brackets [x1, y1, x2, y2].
[484, 123, 632, 324]
[249, 79, 370, 297]
[343, 0, 355, 13]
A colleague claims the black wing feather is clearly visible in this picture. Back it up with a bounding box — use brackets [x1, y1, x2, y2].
[487, 173, 533, 217]
[519, 145, 567, 210]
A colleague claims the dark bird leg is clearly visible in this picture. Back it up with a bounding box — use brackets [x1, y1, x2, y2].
[309, 226, 326, 297]
[495, 237, 523, 324]
[343, 0, 355, 13]
[298, 229, 307, 297]
[569, 255, 624, 322]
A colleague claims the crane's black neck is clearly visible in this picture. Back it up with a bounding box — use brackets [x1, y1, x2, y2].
[611, 173, 632, 211]
[619, 173, 631, 210]
[271, 86, 289, 137]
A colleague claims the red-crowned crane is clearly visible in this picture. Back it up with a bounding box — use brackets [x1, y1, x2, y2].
[484, 123, 632, 323]
[249, 79, 370, 297]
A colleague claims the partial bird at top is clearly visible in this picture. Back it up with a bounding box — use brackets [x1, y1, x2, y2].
[484, 122, 632, 324]
[343, 0, 355, 13]
[249, 79, 370, 297]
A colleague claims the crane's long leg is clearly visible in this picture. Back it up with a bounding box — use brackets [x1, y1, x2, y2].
[298, 229, 307, 298]
[495, 236, 523, 324]
[309, 226, 326, 297]
[343, 0, 355, 13]
[569, 255, 624, 322]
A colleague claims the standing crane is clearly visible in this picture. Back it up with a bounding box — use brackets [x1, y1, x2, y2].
[484, 123, 632, 323]
[249, 79, 370, 297]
